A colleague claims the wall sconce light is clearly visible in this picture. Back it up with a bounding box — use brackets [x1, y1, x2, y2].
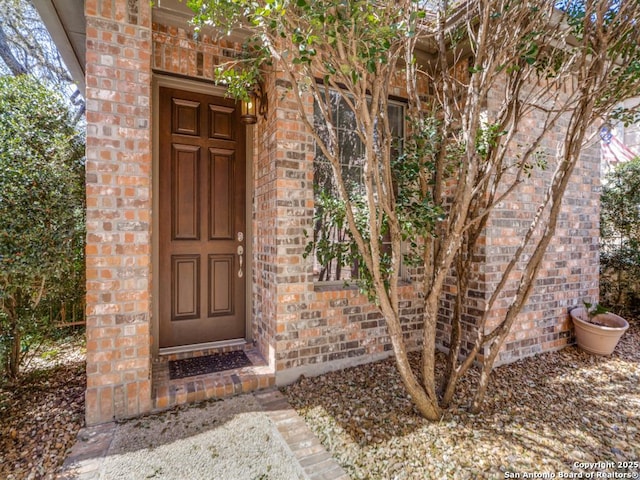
[241, 96, 258, 124]
[240, 81, 268, 125]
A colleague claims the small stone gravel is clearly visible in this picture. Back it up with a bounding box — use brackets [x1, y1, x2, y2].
[284, 320, 640, 480]
[98, 394, 308, 480]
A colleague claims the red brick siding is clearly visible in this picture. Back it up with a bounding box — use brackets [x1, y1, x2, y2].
[152, 24, 244, 79]
[84, 0, 153, 425]
[491, 141, 600, 364]
[84, 12, 600, 423]
[251, 73, 283, 366]
[266, 74, 427, 380]
[434, 77, 600, 364]
[275, 285, 423, 372]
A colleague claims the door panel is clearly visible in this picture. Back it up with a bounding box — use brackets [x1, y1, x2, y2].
[172, 145, 200, 240]
[209, 105, 234, 139]
[172, 98, 200, 136]
[209, 150, 234, 239]
[209, 254, 233, 316]
[172, 255, 200, 320]
[159, 87, 246, 348]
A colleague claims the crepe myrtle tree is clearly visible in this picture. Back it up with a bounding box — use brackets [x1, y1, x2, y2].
[188, 0, 640, 418]
[0, 75, 85, 379]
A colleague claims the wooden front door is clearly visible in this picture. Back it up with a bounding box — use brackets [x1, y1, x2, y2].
[159, 87, 246, 348]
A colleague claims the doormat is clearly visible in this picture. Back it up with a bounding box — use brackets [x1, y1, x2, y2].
[169, 350, 252, 380]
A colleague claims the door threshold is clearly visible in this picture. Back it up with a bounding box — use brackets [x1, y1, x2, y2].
[158, 338, 247, 357]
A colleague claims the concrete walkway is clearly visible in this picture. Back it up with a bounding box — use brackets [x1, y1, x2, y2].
[56, 389, 349, 480]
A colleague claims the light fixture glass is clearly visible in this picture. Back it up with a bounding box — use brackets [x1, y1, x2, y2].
[240, 96, 258, 124]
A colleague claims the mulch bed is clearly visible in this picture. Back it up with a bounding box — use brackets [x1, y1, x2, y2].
[0, 336, 85, 480]
[2, 322, 639, 479]
[285, 320, 640, 479]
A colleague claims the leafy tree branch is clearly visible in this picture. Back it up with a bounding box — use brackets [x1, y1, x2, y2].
[189, 0, 640, 419]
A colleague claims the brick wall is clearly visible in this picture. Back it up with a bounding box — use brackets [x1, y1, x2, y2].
[265, 75, 427, 384]
[84, 9, 601, 423]
[274, 285, 424, 384]
[152, 24, 244, 80]
[261, 69, 600, 380]
[261, 74, 317, 378]
[84, 0, 153, 425]
[251, 73, 281, 368]
[490, 139, 600, 365]
[469, 78, 600, 365]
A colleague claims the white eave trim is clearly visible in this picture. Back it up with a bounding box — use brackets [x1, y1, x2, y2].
[33, 0, 86, 96]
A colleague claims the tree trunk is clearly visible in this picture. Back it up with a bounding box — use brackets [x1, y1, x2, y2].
[6, 310, 21, 379]
[383, 303, 442, 420]
[394, 348, 442, 420]
[8, 327, 21, 379]
[0, 25, 27, 75]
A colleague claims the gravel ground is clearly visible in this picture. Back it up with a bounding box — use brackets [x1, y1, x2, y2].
[285, 321, 640, 480]
[1, 337, 311, 480]
[96, 394, 308, 480]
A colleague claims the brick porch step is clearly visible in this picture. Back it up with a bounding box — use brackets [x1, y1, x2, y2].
[152, 344, 275, 411]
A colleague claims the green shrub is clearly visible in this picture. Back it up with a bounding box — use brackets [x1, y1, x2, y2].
[600, 156, 640, 317]
[0, 75, 85, 379]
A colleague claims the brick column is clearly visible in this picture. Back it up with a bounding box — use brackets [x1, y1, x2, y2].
[84, 0, 153, 425]
[251, 74, 281, 366]
[270, 77, 317, 373]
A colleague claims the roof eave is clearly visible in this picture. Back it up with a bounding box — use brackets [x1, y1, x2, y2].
[33, 0, 86, 96]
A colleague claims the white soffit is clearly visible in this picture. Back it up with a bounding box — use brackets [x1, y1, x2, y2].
[33, 0, 86, 96]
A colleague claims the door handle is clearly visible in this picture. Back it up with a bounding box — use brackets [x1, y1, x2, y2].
[237, 245, 244, 278]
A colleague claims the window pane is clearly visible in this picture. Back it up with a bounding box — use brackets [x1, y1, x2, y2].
[312, 91, 404, 282]
[389, 104, 404, 137]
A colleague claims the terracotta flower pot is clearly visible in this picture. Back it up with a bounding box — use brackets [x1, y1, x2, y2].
[569, 307, 629, 356]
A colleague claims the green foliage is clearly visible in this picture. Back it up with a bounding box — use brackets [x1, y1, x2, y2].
[611, 107, 640, 128]
[557, 1, 640, 115]
[582, 301, 609, 319]
[392, 118, 445, 268]
[0, 75, 85, 378]
[304, 189, 364, 283]
[475, 122, 506, 160]
[600, 157, 640, 317]
[305, 188, 390, 300]
[189, 0, 425, 96]
[305, 118, 446, 300]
